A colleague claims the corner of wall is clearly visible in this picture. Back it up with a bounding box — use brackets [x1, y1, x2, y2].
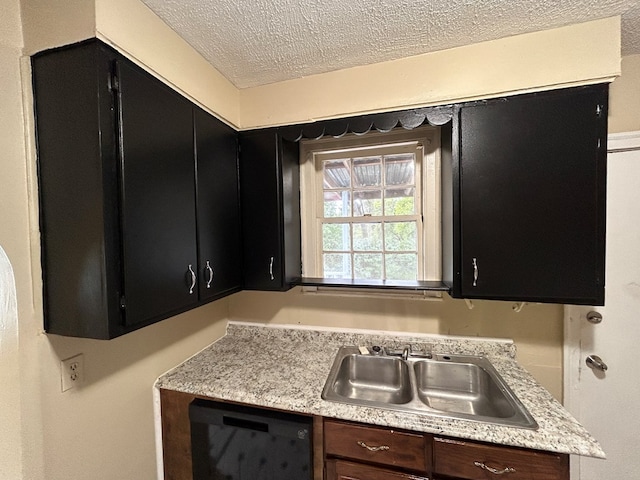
[94, 0, 240, 128]
[609, 54, 640, 133]
[20, 0, 96, 55]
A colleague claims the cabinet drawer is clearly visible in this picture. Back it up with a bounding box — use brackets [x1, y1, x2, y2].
[433, 437, 569, 480]
[324, 420, 427, 472]
[327, 459, 429, 480]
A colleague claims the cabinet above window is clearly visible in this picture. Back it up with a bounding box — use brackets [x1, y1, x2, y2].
[286, 85, 608, 305]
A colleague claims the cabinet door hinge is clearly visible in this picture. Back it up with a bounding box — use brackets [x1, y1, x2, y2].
[108, 65, 120, 93]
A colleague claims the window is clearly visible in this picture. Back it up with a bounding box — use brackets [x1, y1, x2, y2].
[300, 127, 441, 290]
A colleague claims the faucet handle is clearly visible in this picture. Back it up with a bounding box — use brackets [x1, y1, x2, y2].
[401, 345, 411, 361]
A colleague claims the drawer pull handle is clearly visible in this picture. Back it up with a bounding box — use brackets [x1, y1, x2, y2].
[474, 461, 516, 475]
[357, 441, 390, 452]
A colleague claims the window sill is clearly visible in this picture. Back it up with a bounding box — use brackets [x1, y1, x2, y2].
[299, 278, 448, 300]
[299, 277, 449, 291]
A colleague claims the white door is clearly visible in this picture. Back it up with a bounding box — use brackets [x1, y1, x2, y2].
[565, 131, 640, 479]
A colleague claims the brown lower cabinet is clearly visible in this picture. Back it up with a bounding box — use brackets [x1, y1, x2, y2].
[160, 389, 569, 480]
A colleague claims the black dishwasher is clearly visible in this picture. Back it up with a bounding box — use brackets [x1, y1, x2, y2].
[189, 399, 313, 480]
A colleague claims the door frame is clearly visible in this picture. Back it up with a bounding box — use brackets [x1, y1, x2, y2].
[563, 130, 640, 478]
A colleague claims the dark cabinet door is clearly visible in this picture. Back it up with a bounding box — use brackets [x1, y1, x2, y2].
[456, 85, 607, 305]
[239, 129, 301, 290]
[194, 107, 242, 301]
[33, 40, 123, 338]
[116, 60, 198, 326]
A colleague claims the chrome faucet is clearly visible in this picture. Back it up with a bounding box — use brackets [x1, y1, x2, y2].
[402, 346, 411, 361]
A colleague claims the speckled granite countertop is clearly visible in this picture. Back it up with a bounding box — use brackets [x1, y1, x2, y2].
[156, 322, 605, 459]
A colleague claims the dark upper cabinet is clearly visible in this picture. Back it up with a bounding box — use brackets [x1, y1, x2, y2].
[32, 39, 241, 338]
[116, 57, 199, 327]
[34, 40, 121, 338]
[239, 129, 301, 290]
[445, 85, 608, 305]
[33, 39, 608, 339]
[194, 107, 242, 301]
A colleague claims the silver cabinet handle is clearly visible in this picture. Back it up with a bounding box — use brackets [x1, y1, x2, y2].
[586, 354, 608, 371]
[356, 441, 390, 452]
[473, 461, 516, 475]
[269, 256, 274, 281]
[188, 264, 196, 294]
[472, 257, 478, 287]
[205, 261, 214, 289]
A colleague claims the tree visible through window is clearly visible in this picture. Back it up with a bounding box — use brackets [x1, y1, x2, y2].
[320, 151, 421, 280]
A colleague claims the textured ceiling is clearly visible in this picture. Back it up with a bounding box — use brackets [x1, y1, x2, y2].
[141, 0, 640, 88]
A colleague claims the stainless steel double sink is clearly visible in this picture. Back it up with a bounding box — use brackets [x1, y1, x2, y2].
[321, 346, 538, 429]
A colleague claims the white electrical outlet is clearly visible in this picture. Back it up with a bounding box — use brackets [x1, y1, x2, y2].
[61, 354, 84, 392]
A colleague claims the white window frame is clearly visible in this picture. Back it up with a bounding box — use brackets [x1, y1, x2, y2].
[300, 126, 441, 295]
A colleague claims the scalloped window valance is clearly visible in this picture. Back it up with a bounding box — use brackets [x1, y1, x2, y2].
[279, 105, 453, 142]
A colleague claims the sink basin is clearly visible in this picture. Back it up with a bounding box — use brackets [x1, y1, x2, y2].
[331, 354, 413, 404]
[414, 358, 517, 418]
[322, 347, 537, 429]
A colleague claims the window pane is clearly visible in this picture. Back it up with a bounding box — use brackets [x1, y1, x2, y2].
[354, 253, 382, 279]
[324, 253, 352, 278]
[353, 190, 382, 217]
[323, 223, 350, 251]
[353, 156, 381, 187]
[323, 159, 350, 188]
[353, 223, 382, 251]
[324, 191, 351, 217]
[386, 253, 418, 280]
[384, 188, 416, 215]
[384, 153, 415, 186]
[384, 221, 417, 251]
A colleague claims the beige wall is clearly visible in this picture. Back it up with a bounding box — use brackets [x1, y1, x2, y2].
[609, 54, 640, 133]
[0, 23, 23, 467]
[1, 2, 29, 477]
[240, 17, 620, 129]
[21, 0, 240, 128]
[21, 0, 95, 54]
[1, 1, 634, 479]
[39, 304, 228, 479]
[95, 0, 240, 128]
